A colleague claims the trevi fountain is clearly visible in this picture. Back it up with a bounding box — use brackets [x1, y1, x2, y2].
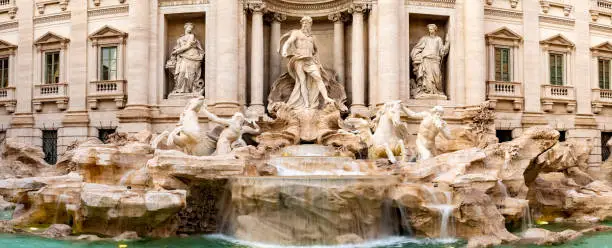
[1, 3, 612, 248]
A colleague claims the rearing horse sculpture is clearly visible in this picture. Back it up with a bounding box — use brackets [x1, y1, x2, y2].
[369, 101, 408, 163]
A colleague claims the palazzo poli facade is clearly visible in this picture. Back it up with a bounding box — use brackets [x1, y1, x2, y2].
[0, 0, 610, 172]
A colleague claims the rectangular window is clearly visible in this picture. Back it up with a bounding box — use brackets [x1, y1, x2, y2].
[599, 59, 611, 89]
[496, 130, 513, 143]
[549, 53, 564, 85]
[602, 132, 612, 161]
[0, 57, 8, 88]
[44, 51, 60, 84]
[100, 46, 118, 81]
[495, 47, 511, 82]
[42, 130, 57, 164]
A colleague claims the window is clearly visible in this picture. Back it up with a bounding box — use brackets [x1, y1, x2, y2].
[100, 46, 118, 81]
[495, 47, 511, 82]
[600, 59, 611, 89]
[0, 57, 7, 88]
[549, 53, 564, 85]
[98, 128, 116, 144]
[44, 51, 60, 84]
[558, 130, 566, 142]
[496, 130, 513, 143]
[42, 130, 57, 164]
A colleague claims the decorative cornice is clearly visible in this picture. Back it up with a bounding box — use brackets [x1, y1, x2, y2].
[88, 5, 129, 18]
[93, 0, 126, 7]
[486, 0, 519, 8]
[33, 12, 71, 25]
[158, 0, 208, 7]
[539, 14, 575, 27]
[35, 0, 69, 15]
[0, 21, 17, 31]
[260, 0, 358, 17]
[484, 6, 523, 19]
[0, 5, 17, 19]
[590, 23, 612, 33]
[406, 0, 456, 8]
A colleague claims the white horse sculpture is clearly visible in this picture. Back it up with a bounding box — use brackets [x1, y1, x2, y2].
[369, 101, 408, 163]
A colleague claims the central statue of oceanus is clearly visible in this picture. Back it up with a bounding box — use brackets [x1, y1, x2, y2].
[268, 16, 347, 112]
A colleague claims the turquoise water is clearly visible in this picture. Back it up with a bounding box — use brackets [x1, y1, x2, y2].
[0, 232, 611, 248]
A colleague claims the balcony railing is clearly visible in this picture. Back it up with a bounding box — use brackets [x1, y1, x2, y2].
[87, 80, 126, 109]
[0, 87, 16, 113]
[33, 83, 68, 111]
[541, 84, 576, 112]
[485, 81, 523, 110]
[593, 0, 612, 10]
[592, 88, 612, 114]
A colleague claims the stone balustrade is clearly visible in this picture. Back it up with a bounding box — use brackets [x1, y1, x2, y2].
[0, 0, 16, 19]
[540, 84, 576, 113]
[0, 87, 16, 113]
[591, 88, 612, 114]
[87, 80, 126, 109]
[32, 83, 69, 111]
[590, 0, 612, 20]
[486, 81, 523, 110]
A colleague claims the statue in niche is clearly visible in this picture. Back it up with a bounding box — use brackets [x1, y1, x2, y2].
[401, 105, 453, 161]
[166, 22, 205, 95]
[410, 24, 450, 99]
[268, 16, 347, 111]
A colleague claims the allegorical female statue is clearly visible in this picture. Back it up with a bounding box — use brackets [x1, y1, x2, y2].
[268, 16, 347, 111]
[166, 22, 205, 95]
[410, 24, 450, 99]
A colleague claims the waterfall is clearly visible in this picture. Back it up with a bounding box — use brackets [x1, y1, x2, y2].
[119, 170, 136, 186]
[423, 186, 455, 239]
[521, 202, 534, 231]
[53, 193, 69, 224]
[497, 179, 509, 198]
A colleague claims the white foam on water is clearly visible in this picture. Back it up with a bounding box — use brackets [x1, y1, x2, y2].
[275, 164, 365, 176]
[204, 234, 458, 248]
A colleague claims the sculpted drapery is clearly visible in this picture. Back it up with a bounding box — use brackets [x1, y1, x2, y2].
[167, 22, 205, 95]
[411, 24, 450, 97]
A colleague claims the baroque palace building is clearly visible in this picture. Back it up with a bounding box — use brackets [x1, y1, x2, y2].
[0, 0, 610, 172]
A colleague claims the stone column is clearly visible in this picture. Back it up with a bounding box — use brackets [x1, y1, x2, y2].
[329, 13, 345, 85]
[349, 4, 368, 115]
[522, 0, 541, 113]
[269, 13, 285, 87]
[368, 5, 378, 108]
[377, 0, 400, 104]
[248, 3, 266, 116]
[118, 0, 151, 132]
[215, 0, 241, 115]
[11, 0, 36, 145]
[61, 0, 89, 154]
[464, 0, 486, 105]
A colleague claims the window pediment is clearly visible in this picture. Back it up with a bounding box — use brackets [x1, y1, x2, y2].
[591, 41, 612, 57]
[89, 26, 127, 46]
[0, 40, 16, 56]
[34, 32, 70, 51]
[486, 27, 522, 47]
[540, 34, 574, 51]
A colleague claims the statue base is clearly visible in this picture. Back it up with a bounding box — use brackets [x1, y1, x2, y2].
[167, 92, 203, 100]
[415, 93, 448, 100]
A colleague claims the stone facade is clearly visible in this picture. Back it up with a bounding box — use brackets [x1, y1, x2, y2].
[0, 0, 611, 172]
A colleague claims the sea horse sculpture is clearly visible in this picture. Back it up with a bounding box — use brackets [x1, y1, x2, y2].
[370, 101, 409, 163]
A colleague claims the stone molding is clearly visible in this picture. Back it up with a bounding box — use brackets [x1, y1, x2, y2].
[89, 25, 127, 46]
[406, 0, 456, 8]
[348, 3, 369, 13]
[88, 5, 129, 18]
[0, 4, 17, 19]
[539, 0, 572, 16]
[158, 0, 208, 7]
[62, 112, 90, 127]
[35, 0, 69, 15]
[10, 114, 35, 128]
[0, 21, 17, 31]
[0, 39, 17, 56]
[256, 0, 361, 17]
[265, 12, 286, 23]
[485, 0, 519, 8]
[246, 2, 267, 13]
[539, 15, 575, 27]
[591, 41, 612, 57]
[33, 12, 71, 25]
[484, 6, 523, 20]
[34, 32, 70, 51]
[590, 23, 612, 33]
[540, 34, 574, 51]
[92, 0, 126, 7]
[485, 27, 522, 47]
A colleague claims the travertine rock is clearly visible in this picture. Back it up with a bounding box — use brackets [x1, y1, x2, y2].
[0, 138, 54, 178]
[41, 224, 72, 238]
[520, 228, 582, 245]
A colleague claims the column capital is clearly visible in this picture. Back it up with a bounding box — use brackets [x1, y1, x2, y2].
[266, 12, 287, 23]
[246, 2, 267, 14]
[328, 12, 350, 23]
[348, 3, 370, 14]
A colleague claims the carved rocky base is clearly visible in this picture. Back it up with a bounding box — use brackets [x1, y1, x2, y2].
[415, 93, 448, 100]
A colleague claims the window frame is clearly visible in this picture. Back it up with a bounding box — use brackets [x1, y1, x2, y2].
[549, 52, 565, 86]
[599, 58, 611, 90]
[494, 46, 512, 82]
[0, 57, 9, 88]
[44, 50, 61, 84]
[99, 46, 118, 81]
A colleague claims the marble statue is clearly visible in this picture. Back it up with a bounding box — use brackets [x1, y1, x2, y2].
[410, 24, 450, 99]
[401, 105, 452, 160]
[269, 16, 347, 111]
[200, 101, 261, 155]
[370, 101, 408, 163]
[166, 22, 205, 95]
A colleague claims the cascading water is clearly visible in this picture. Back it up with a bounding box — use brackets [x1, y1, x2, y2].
[497, 179, 509, 198]
[422, 185, 456, 239]
[53, 193, 69, 224]
[521, 202, 534, 232]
